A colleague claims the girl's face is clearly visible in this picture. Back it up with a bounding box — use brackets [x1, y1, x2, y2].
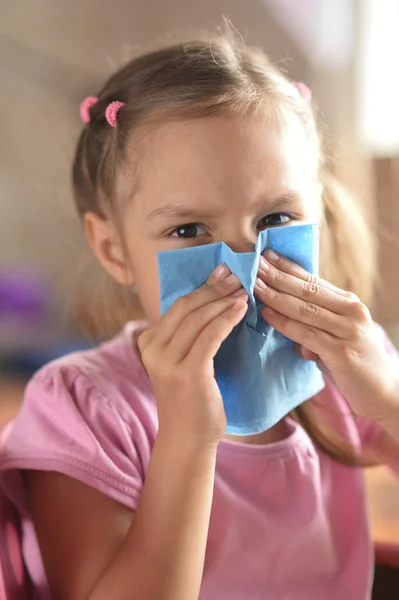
[89, 112, 321, 323]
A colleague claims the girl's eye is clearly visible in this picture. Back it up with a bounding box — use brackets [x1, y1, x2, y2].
[170, 223, 207, 239]
[257, 213, 291, 229]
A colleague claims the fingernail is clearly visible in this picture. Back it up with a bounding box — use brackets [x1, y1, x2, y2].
[266, 250, 279, 262]
[225, 273, 240, 285]
[255, 277, 267, 291]
[212, 264, 229, 279]
[233, 288, 248, 298]
[259, 256, 269, 271]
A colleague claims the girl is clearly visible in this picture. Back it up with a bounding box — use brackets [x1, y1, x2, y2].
[2, 28, 399, 600]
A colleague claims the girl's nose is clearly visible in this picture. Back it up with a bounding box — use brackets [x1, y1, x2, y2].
[223, 237, 257, 254]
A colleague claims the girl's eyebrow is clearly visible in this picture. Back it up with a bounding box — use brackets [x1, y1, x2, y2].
[263, 193, 303, 214]
[146, 203, 212, 222]
[146, 192, 303, 222]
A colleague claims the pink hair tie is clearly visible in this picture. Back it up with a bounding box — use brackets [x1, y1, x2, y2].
[105, 101, 126, 128]
[294, 82, 312, 103]
[79, 96, 98, 123]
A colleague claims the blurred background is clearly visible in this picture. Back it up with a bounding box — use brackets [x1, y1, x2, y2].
[1, 0, 399, 543]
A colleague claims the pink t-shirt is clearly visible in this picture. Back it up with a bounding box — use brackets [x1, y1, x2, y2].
[1, 321, 399, 600]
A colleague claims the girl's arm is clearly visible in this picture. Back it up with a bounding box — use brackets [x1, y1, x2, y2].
[28, 266, 248, 600]
[28, 431, 217, 600]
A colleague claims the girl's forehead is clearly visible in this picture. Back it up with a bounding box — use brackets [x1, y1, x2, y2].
[130, 112, 319, 217]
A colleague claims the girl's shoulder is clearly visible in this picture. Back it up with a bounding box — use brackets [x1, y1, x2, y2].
[28, 320, 154, 423]
[0, 321, 155, 509]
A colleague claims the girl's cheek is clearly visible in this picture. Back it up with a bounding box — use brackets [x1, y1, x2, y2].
[137, 285, 162, 322]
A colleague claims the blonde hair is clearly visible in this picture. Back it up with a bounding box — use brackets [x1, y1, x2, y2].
[72, 26, 376, 466]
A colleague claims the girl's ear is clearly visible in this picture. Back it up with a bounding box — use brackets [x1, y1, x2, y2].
[84, 212, 135, 286]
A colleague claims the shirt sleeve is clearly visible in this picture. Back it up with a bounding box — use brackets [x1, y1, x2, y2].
[1, 361, 146, 511]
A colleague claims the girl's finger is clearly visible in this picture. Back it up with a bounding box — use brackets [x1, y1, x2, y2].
[294, 343, 318, 362]
[294, 343, 333, 380]
[263, 249, 351, 297]
[261, 306, 337, 359]
[167, 291, 249, 362]
[186, 300, 248, 367]
[258, 253, 360, 317]
[142, 265, 243, 350]
[254, 278, 349, 338]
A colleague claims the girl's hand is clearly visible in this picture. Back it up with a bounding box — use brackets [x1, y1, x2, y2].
[254, 249, 399, 424]
[138, 266, 248, 447]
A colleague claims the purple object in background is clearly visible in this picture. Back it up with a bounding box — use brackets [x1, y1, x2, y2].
[0, 268, 48, 323]
[0, 267, 91, 373]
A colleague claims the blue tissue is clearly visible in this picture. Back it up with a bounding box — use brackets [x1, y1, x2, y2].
[158, 224, 325, 435]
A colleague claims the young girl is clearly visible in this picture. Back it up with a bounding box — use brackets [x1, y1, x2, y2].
[1, 29, 399, 600]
